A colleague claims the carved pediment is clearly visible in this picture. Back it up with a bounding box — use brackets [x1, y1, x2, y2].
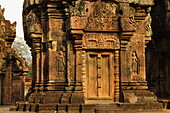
[85, 1, 118, 31]
[90, 1, 117, 18]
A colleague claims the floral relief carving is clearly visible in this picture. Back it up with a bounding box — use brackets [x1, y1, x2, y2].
[85, 18, 118, 31]
[82, 33, 120, 49]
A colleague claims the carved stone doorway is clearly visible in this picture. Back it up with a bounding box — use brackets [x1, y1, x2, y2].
[85, 51, 115, 103]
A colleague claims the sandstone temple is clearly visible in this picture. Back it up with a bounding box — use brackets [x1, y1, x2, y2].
[0, 7, 28, 105]
[6, 0, 170, 112]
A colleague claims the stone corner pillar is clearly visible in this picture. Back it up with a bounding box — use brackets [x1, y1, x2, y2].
[120, 2, 158, 104]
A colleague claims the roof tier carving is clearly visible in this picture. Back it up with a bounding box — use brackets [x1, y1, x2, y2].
[0, 6, 28, 75]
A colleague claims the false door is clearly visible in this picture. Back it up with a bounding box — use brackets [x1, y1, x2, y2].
[86, 52, 114, 100]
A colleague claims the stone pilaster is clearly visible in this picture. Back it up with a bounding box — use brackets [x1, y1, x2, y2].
[31, 33, 42, 90]
[114, 50, 120, 102]
[120, 4, 157, 104]
[45, 2, 67, 87]
[72, 34, 83, 90]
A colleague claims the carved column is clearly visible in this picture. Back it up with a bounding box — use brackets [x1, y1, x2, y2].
[30, 49, 36, 88]
[45, 2, 67, 89]
[31, 33, 42, 90]
[72, 34, 83, 89]
[20, 76, 25, 101]
[41, 9, 47, 85]
[120, 34, 132, 82]
[120, 3, 157, 103]
[82, 50, 86, 98]
[114, 50, 120, 102]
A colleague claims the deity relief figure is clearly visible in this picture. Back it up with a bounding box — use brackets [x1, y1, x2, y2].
[98, 36, 104, 47]
[131, 51, 139, 74]
[145, 8, 153, 37]
[56, 51, 65, 77]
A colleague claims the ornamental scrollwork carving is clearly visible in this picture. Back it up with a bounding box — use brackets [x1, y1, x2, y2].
[120, 15, 136, 31]
[82, 33, 120, 49]
[119, 4, 136, 31]
[85, 18, 118, 31]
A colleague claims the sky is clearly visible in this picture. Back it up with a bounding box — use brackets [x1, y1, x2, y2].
[0, 0, 24, 38]
[0, 0, 32, 60]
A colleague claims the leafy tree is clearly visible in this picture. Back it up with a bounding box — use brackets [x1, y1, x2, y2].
[26, 63, 32, 78]
[12, 36, 32, 64]
[12, 36, 32, 77]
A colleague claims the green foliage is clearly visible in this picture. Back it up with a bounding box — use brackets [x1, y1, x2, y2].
[12, 36, 32, 77]
[26, 63, 32, 78]
[12, 36, 32, 64]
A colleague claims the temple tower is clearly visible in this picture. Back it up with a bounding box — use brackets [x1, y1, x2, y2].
[16, 0, 162, 112]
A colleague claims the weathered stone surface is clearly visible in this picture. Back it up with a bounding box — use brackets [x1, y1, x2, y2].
[0, 7, 28, 105]
[16, 0, 163, 112]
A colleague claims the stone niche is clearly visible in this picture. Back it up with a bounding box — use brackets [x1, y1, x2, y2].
[13, 0, 163, 112]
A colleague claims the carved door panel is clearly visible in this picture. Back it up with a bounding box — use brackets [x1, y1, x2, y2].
[86, 52, 114, 100]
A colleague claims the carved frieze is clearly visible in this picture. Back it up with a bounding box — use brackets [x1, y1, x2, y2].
[82, 33, 120, 49]
[85, 18, 118, 31]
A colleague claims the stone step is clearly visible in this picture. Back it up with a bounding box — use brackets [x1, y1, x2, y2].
[9, 106, 17, 111]
[12, 102, 163, 113]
